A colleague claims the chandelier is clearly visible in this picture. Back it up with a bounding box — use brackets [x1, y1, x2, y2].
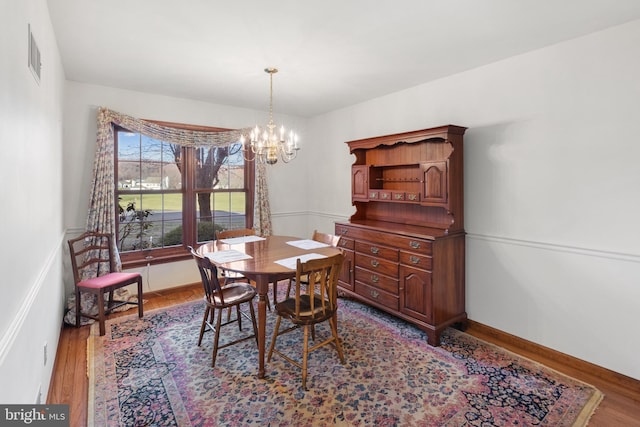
[241, 68, 299, 164]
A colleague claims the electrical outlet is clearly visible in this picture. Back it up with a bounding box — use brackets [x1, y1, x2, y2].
[43, 341, 47, 366]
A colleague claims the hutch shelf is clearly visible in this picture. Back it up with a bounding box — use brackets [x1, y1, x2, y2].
[336, 124, 467, 346]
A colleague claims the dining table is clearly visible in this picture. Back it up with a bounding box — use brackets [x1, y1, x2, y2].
[196, 234, 343, 379]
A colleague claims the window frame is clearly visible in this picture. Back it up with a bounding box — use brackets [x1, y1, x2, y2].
[115, 120, 255, 268]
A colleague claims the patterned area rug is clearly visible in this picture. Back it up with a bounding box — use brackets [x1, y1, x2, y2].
[88, 291, 602, 426]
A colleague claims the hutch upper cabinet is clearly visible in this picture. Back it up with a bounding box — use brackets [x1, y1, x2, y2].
[336, 124, 467, 346]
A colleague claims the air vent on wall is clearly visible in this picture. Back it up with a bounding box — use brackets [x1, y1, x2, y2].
[28, 24, 41, 84]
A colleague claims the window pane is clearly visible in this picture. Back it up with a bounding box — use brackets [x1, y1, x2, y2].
[226, 144, 245, 190]
[196, 191, 216, 242]
[117, 194, 151, 252]
[117, 193, 183, 252]
[195, 191, 245, 242]
[118, 131, 141, 189]
[162, 143, 182, 189]
[146, 194, 183, 248]
[195, 144, 245, 190]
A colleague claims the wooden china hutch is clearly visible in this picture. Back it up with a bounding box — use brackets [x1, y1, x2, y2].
[335, 124, 467, 346]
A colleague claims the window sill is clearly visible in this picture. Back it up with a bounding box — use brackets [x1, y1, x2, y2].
[121, 249, 192, 269]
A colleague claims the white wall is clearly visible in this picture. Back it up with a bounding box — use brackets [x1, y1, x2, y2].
[306, 20, 640, 380]
[0, 0, 66, 403]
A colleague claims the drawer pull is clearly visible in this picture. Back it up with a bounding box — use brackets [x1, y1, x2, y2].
[371, 260, 379, 268]
[410, 256, 420, 265]
[407, 194, 418, 201]
[371, 274, 379, 283]
[340, 228, 348, 235]
[409, 241, 421, 249]
[370, 290, 380, 299]
[370, 246, 379, 255]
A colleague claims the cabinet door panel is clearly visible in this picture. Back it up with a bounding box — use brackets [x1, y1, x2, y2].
[400, 265, 432, 323]
[338, 249, 354, 291]
[352, 165, 368, 201]
[421, 161, 448, 204]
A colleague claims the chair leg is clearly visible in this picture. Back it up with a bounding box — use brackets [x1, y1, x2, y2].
[198, 306, 210, 346]
[107, 290, 114, 311]
[267, 315, 282, 362]
[236, 305, 242, 331]
[285, 279, 293, 299]
[211, 308, 223, 367]
[97, 291, 106, 336]
[75, 288, 82, 329]
[137, 278, 144, 318]
[248, 301, 259, 347]
[302, 325, 310, 389]
[329, 317, 345, 364]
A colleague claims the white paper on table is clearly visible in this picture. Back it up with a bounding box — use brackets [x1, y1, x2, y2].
[274, 253, 327, 270]
[204, 250, 252, 263]
[286, 239, 330, 250]
[219, 235, 266, 245]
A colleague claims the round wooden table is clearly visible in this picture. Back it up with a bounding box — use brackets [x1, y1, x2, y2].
[196, 235, 342, 378]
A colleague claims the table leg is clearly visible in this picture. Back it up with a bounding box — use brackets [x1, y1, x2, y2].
[255, 274, 269, 379]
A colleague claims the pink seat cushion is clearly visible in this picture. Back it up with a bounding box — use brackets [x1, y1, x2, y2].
[78, 272, 141, 289]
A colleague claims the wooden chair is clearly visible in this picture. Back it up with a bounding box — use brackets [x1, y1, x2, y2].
[215, 228, 256, 286]
[67, 231, 143, 336]
[188, 246, 258, 367]
[311, 230, 341, 247]
[267, 253, 346, 389]
[285, 230, 341, 298]
[216, 228, 272, 311]
[216, 228, 257, 240]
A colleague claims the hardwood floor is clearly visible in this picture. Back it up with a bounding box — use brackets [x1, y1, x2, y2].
[48, 284, 640, 426]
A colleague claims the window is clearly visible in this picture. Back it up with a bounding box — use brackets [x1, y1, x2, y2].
[115, 123, 254, 267]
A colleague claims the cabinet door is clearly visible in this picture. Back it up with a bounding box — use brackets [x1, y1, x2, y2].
[399, 265, 432, 323]
[421, 161, 448, 205]
[338, 249, 354, 291]
[351, 165, 369, 201]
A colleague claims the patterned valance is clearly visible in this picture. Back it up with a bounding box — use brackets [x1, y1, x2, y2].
[98, 107, 252, 147]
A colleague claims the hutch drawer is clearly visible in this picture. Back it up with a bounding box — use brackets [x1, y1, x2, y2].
[355, 252, 398, 277]
[337, 237, 354, 250]
[399, 251, 432, 270]
[355, 241, 398, 262]
[355, 281, 399, 311]
[354, 267, 398, 294]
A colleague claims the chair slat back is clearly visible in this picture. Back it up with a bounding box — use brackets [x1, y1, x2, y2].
[216, 228, 256, 240]
[312, 230, 341, 247]
[188, 246, 225, 305]
[293, 253, 344, 319]
[67, 232, 116, 283]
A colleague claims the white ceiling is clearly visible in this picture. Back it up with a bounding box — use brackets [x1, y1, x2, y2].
[47, 0, 640, 118]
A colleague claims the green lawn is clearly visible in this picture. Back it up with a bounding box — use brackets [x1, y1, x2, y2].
[118, 192, 246, 212]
